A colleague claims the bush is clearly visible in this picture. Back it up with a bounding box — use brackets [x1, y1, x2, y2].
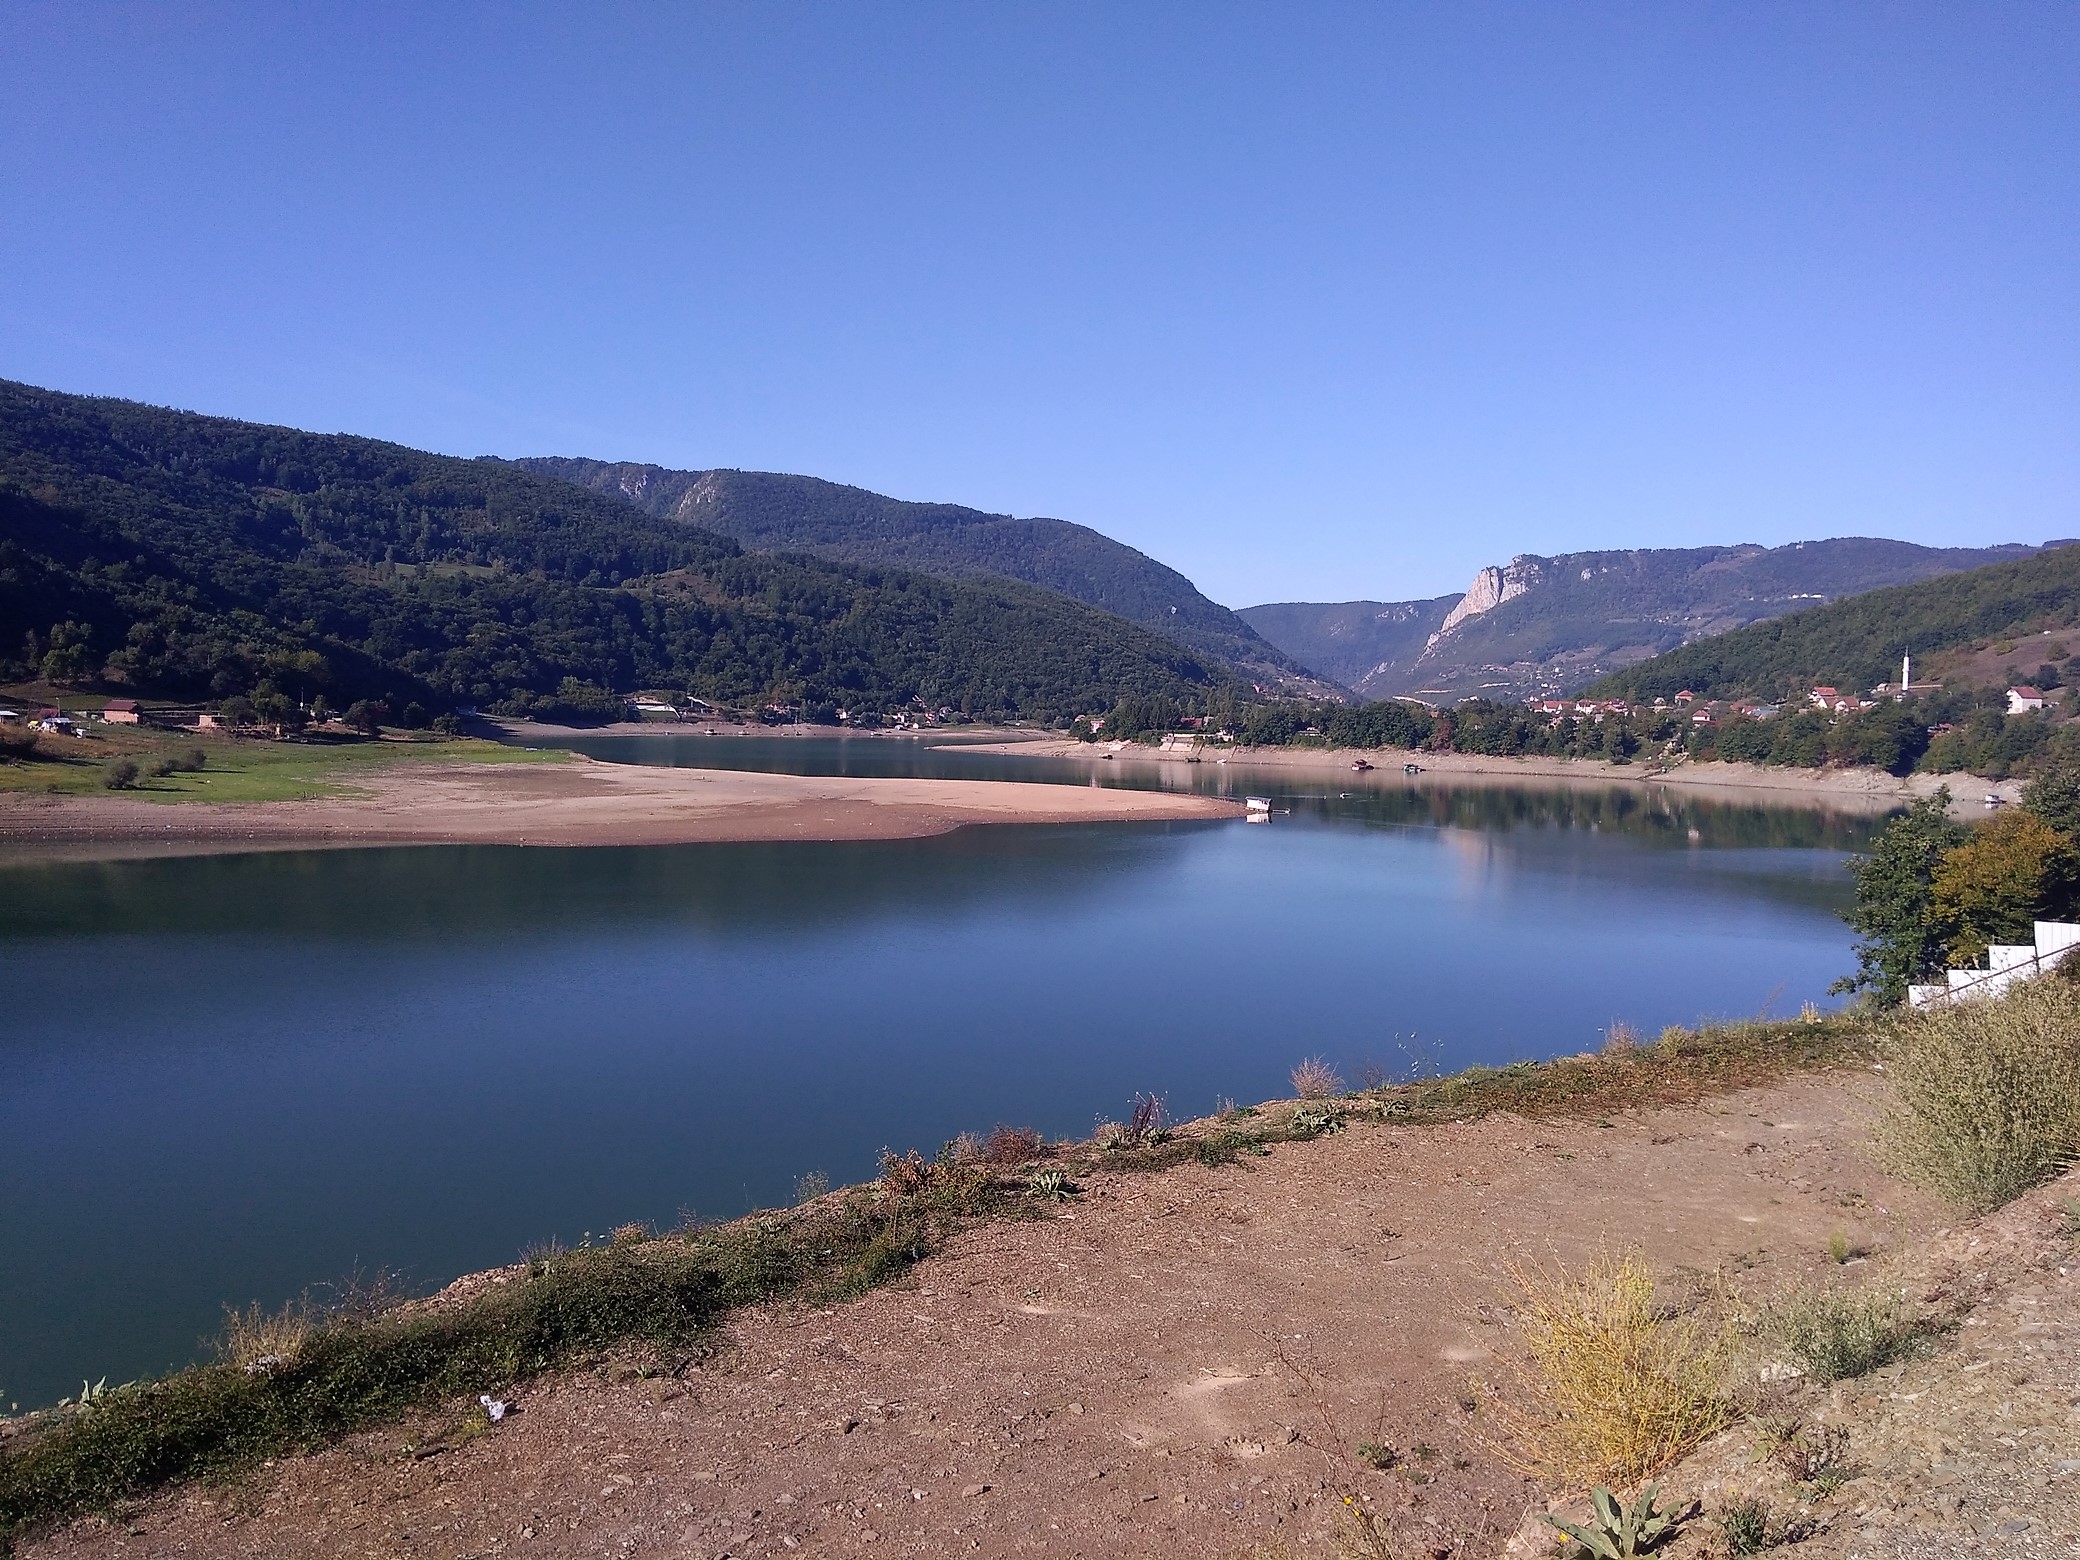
[1764, 1285, 1921, 1382]
[980, 1125, 1045, 1166]
[1491, 1253, 1731, 1487]
[0, 726, 40, 763]
[1291, 1057, 1344, 1099]
[1876, 976, 2080, 1209]
[101, 758, 139, 790]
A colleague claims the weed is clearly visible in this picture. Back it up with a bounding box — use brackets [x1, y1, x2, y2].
[218, 1301, 313, 1373]
[1542, 1484, 1684, 1557]
[793, 1171, 830, 1205]
[1027, 1169, 1076, 1202]
[609, 1222, 649, 1245]
[1334, 1494, 1402, 1560]
[1825, 1230, 1852, 1265]
[1291, 1056, 1344, 1099]
[1876, 975, 2080, 1210]
[1602, 1021, 1640, 1056]
[1718, 1496, 1774, 1555]
[1355, 1439, 1398, 1469]
[1118, 1092, 1167, 1148]
[981, 1125, 1045, 1166]
[1289, 1106, 1345, 1138]
[1490, 1253, 1732, 1487]
[1762, 1419, 1855, 1493]
[1763, 1285, 1921, 1382]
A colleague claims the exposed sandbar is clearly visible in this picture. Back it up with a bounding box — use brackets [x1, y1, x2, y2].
[0, 757, 1241, 859]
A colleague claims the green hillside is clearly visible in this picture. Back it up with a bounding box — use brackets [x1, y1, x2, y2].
[1586, 542, 2080, 702]
[0, 381, 1224, 723]
[517, 458, 1332, 694]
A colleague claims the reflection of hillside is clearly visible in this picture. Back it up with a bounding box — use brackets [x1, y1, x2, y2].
[1283, 784, 1881, 851]
[0, 825, 1208, 943]
[561, 736, 1885, 853]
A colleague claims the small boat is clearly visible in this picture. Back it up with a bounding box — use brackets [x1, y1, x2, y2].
[1403, 762, 1422, 776]
[1350, 759, 1373, 772]
[1245, 796, 1273, 813]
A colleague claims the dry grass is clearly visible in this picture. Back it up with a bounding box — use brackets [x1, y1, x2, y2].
[217, 1302, 313, 1372]
[1291, 1056, 1344, 1099]
[980, 1124, 1046, 1165]
[1877, 976, 2080, 1210]
[1489, 1253, 1732, 1489]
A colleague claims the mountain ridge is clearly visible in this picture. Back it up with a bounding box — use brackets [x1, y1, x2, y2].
[1242, 537, 2046, 701]
[0, 380, 1227, 723]
[514, 457, 1336, 695]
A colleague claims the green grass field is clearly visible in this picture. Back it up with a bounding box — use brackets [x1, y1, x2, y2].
[0, 730, 567, 803]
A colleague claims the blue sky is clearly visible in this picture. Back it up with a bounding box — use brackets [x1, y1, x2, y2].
[3, 3, 2075, 606]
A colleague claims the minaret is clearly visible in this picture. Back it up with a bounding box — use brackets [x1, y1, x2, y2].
[1901, 650, 1911, 690]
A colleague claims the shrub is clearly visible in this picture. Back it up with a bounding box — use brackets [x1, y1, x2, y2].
[1291, 1057, 1344, 1099]
[981, 1125, 1045, 1165]
[101, 758, 139, 790]
[1763, 1285, 1920, 1382]
[1491, 1253, 1731, 1487]
[0, 726, 40, 763]
[217, 1301, 313, 1372]
[1876, 975, 2080, 1209]
[1926, 811, 2079, 967]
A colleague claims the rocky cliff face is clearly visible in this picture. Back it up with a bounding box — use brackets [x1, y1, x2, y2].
[1428, 557, 1545, 647]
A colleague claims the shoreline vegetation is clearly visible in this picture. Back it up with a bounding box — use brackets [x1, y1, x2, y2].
[0, 712, 1997, 860]
[0, 1011, 1873, 1546]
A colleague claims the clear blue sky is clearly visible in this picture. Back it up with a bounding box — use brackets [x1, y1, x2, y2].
[4, 3, 2075, 606]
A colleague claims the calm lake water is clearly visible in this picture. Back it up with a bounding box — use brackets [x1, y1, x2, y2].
[0, 738, 1882, 1407]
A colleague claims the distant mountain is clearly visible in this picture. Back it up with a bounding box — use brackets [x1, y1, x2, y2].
[1234, 596, 1461, 695]
[1242, 538, 2046, 702]
[0, 381, 1226, 722]
[1585, 540, 2080, 704]
[516, 459, 1335, 695]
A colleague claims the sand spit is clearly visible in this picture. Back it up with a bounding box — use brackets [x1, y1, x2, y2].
[0, 757, 1240, 859]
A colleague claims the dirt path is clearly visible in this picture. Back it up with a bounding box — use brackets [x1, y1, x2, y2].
[35, 1072, 1955, 1559]
[0, 759, 1239, 857]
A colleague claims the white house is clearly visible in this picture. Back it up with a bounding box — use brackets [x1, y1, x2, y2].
[2008, 686, 2048, 714]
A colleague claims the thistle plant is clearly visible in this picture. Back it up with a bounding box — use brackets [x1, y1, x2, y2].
[1541, 1484, 1682, 1558]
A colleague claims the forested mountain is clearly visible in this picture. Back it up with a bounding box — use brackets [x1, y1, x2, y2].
[516, 458, 1332, 694]
[1586, 541, 2080, 703]
[1234, 596, 1460, 693]
[0, 381, 1226, 722]
[1242, 538, 2047, 701]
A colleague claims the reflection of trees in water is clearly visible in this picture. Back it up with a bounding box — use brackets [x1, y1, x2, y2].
[0, 826, 1203, 942]
[1293, 785, 1883, 851]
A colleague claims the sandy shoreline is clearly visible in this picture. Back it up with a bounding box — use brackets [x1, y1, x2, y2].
[953, 735, 2019, 813]
[0, 757, 1240, 860]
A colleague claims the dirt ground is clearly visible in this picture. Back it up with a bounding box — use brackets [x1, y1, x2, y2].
[0, 758, 1237, 857]
[36, 1068, 2018, 1560]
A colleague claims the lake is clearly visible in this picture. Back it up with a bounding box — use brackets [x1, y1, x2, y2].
[0, 739, 1882, 1408]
